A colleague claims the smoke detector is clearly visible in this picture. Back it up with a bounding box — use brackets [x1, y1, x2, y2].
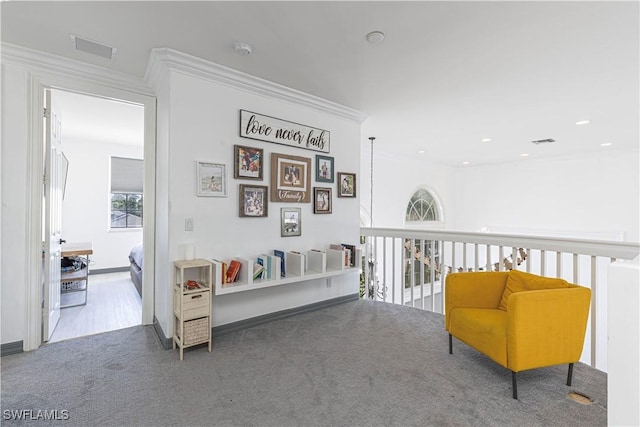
[70, 34, 116, 59]
[234, 42, 253, 56]
[531, 138, 556, 145]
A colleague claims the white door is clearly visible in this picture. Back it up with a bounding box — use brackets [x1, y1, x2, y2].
[43, 89, 65, 342]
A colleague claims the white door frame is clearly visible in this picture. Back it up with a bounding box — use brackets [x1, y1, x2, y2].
[24, 74, 156, 351]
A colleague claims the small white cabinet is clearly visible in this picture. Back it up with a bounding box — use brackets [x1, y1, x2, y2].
[172, 259, 212, 360]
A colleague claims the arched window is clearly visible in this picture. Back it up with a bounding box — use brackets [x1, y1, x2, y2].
[405, 189, 440, 222]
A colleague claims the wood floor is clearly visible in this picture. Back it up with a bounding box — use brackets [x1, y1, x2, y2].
[49, 271, 142, 343]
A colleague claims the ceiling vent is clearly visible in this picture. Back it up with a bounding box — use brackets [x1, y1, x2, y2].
[531, 138, 556, 145]
[70, 34, 116, 59]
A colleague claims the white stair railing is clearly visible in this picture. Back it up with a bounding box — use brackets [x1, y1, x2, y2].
[360, 227, 640, 372]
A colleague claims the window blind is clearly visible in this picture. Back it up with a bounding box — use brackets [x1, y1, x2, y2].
[111, 157, 143, 193]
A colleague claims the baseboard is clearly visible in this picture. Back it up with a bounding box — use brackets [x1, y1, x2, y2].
[212, 293, 359, 338]
[1, 341, 23, 357]
[153, 316, 173, 350]
[90, 266, 129, 275]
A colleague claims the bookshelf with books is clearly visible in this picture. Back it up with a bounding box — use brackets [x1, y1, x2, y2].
[210, 245, 360, 296]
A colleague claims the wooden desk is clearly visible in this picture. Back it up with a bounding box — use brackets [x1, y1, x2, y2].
[61, 242, 93, 308]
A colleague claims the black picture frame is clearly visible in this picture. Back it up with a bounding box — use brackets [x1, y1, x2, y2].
[234, 145, 264, 180]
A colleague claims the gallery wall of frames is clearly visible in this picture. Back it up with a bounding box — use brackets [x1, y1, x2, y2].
[154, 65, 364, 334]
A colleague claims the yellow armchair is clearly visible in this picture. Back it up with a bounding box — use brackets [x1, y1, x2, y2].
[445, 270, 591, 399]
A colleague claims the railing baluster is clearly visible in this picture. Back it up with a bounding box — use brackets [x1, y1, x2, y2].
[420, 239, 425, 310]
[556, 252, 562, 278]
[430, 240, 436, 312]
[382, 237, 387, 302]
[526, 248, 531, 272]
[512, 247, 517, 270]
[541, 249, 546, 275]
[410, 239, 415, 307]
[498, 246, 504, 271]
[392, 238, 396, 305]
[474, 243, 479, 272]
[486, 244, 491, 272]
[590, 256, 597, 368]
[573, 253, 579, 283]
[462, 242, 467, 271]
[451, 241, 456, 273]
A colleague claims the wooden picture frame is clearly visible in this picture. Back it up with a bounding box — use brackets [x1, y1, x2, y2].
[337, 172, 356, 198]
[281, 207, 301, 237]
[313, 187, 332, 214]
[196, 161, 227, 197]
[315, 155, 334, 183]
[239, 184, 268, 217]
[270, 153, 311, 203]
[234, 145, 264, 180]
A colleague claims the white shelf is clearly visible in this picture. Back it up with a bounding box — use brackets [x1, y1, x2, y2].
[214, 266, 359, 295]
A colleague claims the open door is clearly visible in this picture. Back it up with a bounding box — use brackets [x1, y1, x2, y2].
[42, 89, 65, 342]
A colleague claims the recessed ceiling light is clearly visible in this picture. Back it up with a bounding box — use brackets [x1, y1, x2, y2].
[601, 142, 613, 147]
[366, 31, 385, 45]
[234, 42, 253, 56]
[520, 153, 529, 157]
[462, 161, 470, 165]
[576, 120, 591, 125]
[481, 138, 492, 142]
[417, 150, 425, 154]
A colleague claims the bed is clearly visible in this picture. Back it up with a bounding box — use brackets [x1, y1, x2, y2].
[129, 243, 143, 297]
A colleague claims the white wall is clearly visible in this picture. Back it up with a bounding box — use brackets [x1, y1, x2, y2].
[61, 137, 143, 270]
[151, 66, 363, 337]
[452, 150, 640, 241]
[1, 62, 29, 344]
[360, 147, 456, 228]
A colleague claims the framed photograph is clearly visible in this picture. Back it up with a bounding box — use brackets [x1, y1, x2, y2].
[234, 145, 264, 180]
[315, 155, 334, 183]
[197, 161, 227, 197]
[337, 172, 356, 198]
[270, 153, 311, 203]
[239, 184, 268, 217]
[281, 207, 301, 237]
[313, 187, 332, 214]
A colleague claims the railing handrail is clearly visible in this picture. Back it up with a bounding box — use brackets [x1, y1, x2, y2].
[360, 227, 640, 260]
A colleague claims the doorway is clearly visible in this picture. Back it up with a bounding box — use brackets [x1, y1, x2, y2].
[41, 88, 149, 344]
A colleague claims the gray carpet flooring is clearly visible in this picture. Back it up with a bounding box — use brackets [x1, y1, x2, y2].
[1, 300, 606, 426]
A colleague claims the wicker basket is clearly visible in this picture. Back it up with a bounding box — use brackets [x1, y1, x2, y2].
[180, 317, 209, 345]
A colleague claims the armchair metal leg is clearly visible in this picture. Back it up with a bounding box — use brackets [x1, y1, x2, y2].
[567, 363, 574, 386]
[449, 334, 452, 354]
[512, 371, 518, 399]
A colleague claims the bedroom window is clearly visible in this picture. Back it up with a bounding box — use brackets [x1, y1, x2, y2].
[110, 156, 143, 229]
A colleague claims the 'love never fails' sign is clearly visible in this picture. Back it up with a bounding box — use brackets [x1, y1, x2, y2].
[239, 110, 330, 153]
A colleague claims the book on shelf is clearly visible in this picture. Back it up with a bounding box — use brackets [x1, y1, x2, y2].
[226, 259, 241, 283]
[252, 262, 265, 280]
[259, 254, 271, 279]
[341, 243, 357, 267]
[273, 250, 286, 278]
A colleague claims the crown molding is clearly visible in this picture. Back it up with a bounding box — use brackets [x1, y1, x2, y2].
[145, 48, 368, 123]
[1, 42, 153, 96]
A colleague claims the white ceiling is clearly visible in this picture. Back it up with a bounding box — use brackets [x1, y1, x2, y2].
[2, 1, 638, 166]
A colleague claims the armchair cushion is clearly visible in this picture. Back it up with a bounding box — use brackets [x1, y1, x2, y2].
[498, 269, 570, 311]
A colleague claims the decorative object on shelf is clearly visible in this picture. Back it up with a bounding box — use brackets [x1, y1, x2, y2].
[196, 161, 227, 197]
[337, 172, 356, 198]
[315, 154, 334, 183]
[240, 110, 330, 153]
[313, 187, 332, 214]
[233, 145, 263, 180]
[270, 153, 311, 203]
[239, 184, 268, 217]
[281, 207, 301, 237]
